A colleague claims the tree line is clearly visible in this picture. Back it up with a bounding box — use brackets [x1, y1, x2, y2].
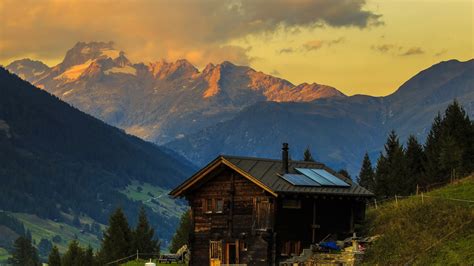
[8, 207, 159, 266]
[357, 101, 474, 197]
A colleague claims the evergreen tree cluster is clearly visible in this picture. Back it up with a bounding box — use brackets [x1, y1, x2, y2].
[8, 207, 159, 266]
[357, 101, 474, 197]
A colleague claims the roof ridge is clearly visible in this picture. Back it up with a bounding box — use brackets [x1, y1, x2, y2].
[220, 154, 325, 165]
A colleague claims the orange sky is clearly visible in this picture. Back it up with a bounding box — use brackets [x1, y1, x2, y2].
[0, 0, 472, 96]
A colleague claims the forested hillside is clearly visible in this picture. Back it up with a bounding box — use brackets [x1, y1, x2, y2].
[0, 67, 195, 246]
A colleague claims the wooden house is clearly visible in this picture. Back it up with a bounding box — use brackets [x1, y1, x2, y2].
[170, 144, 373, 265]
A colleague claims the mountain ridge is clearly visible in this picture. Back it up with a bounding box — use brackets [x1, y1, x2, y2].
[6, 41, 346, 144]
[166, 59, 474, 175]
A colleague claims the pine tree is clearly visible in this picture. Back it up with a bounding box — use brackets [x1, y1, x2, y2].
[405, 135, 424, 193]
[61, 240, 84, 266]
[48, 246, 61, 266]
[8, 236, 39, 266]
[303, 147, 315, 162]
[423, 113, 443, 185]
[132, 207, 160, 257]
[357, 152, 375, 192]
[169, 209, 192, 253]
[374, 130, 407, 197]
[423, 101, 474, 185]
[439, 100, 474, 177]
[98, 208, 132, 263]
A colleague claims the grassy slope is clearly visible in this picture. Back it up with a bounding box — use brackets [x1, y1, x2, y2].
[120, 180, 188, 220]
[9, 213, 104, 252]
[363, 174, 474, 265]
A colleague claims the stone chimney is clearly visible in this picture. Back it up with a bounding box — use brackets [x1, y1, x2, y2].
[282, 143, 289, 174]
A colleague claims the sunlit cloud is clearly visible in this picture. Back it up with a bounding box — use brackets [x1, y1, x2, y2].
[372, 44, 424, 57]
[303, 37, 345, 51]
[0, 0, 381, 67]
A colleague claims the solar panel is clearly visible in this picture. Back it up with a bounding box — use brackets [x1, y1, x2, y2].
[280, 174, 320, 186]
[295, 168, 335, 186]
[311, 169, 350, 187]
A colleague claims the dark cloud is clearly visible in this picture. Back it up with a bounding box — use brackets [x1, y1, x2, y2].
[400, 47, 424, 56]
[279, 48, 295, 54]
[1, 0, 382, 66]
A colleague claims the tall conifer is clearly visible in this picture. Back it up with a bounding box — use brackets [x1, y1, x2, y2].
[98, 208, 132, 264]
[357, 152, 375, 192]
[132, 207, 160, 257]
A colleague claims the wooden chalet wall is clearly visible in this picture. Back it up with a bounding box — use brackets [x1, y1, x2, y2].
[186, 165, 275, 265]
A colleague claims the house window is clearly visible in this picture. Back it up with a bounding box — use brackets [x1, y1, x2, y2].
[282, 199, 301, 209]
[215, 199, 224, 213]
[203, 198, 225, 213]
[206, 199, 213, 213]
[281, 240, 301, 256]
[240, 241, 248, 252]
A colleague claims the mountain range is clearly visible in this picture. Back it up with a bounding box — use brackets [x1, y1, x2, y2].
[168, 59, 474, 173]
[7, 42, 344, 144]
[6, 42, 473, 176]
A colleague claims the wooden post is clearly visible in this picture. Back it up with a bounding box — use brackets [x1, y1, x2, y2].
[416, 184, 419, 195]
[312, 200, 316, 243]
[136, 249, 139, 260]
[421, 192, 424, 204]
[374, 198, 378, 209]
[395, 195, 398, 207]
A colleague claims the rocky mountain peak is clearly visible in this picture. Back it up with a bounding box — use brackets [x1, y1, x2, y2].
[6, 58, 50, 82]
[60, 41, 120, 70]
[148, 59, 198, 80]
[113, 51, 131, 67]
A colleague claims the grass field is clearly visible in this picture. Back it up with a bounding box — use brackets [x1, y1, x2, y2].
[362, 174, 474, 265]
[120, 180, 188, 219]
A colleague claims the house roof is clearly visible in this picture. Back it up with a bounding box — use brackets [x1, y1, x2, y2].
[169, 155, 374, 198]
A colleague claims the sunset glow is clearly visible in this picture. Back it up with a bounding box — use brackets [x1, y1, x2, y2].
[1, 0, 472, 96]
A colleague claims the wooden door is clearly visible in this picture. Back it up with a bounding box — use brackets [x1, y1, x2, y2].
[226, 240, 239, 264]
[210, 240, 222, 266]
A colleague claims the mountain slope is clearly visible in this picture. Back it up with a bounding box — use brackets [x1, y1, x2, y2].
[167, 59, 474, 174]
[7, 42, 345, 144]
[0, 67, 195, 243]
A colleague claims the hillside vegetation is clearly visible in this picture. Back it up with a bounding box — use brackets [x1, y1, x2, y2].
[363, 174, 474, 264]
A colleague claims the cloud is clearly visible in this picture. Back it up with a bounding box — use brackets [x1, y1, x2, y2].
[372, 44, 397, 53]
[399, 47, 424, 56]
[372, 44, 424, 56]
[0, 0, 382, 66]
[303, 37, 345, 51]
[279, 48, 295, 54]
[435, 49, 448, 57]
